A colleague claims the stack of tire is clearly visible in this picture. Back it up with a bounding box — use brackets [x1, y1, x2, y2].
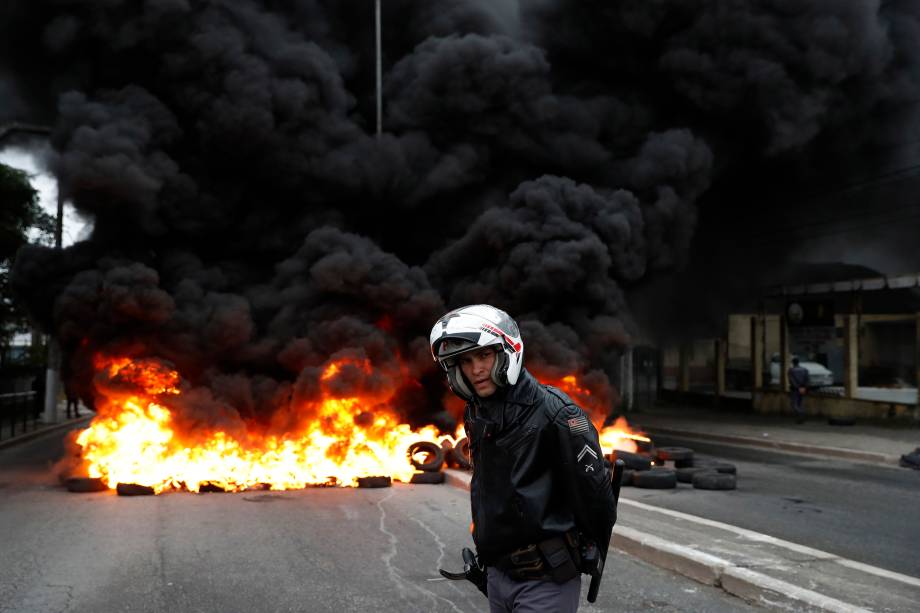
[444, 437, 472, 470]
[608, 446, 737, 491]
[406, 440, 450, 484]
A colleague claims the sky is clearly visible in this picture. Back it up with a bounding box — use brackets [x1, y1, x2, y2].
[0, 143, 89, 247]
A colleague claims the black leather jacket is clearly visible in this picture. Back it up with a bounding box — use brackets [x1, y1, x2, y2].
[464, 369, 618, 565]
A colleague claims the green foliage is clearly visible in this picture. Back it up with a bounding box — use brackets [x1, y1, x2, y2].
[1, 162, 54, 364]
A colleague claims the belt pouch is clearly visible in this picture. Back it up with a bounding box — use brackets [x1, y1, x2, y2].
[538, 537, 579, 583]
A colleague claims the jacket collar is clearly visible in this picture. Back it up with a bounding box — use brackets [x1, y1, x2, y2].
[472, 369, 539, 416]
[503, 369, 539, 406]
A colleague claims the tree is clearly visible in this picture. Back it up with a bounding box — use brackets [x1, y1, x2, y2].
[0, 162, 54, 364]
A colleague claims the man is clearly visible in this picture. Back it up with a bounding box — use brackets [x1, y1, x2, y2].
[788, 357, 810, 424]
[430, 304, 618, 612]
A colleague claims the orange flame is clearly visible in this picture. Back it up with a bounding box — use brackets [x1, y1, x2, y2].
[75, 356, 450, 493]
[598, 415, 651, 454]
[541, 373, 649, 454]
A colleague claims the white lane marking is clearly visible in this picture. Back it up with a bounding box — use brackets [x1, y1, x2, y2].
[620, 498, 920, 587]
[621, 499, 836, 559]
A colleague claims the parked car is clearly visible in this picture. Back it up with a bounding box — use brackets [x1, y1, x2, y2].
[769, 354, 833, 388]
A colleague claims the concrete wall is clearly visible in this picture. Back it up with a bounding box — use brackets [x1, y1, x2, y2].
[753, 390, 920, 421]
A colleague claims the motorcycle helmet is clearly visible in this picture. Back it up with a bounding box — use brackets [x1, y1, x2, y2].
[429, 304, 524, 400]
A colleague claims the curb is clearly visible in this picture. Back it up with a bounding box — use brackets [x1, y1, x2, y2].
[0, 415, 92, 451]
[643, 426, 902, 467]
[443, 469, 876, 612]
[612, 527, 871, 613]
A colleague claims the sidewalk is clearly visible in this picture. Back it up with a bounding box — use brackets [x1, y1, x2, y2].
[623, 404, 920, 467]
[444, 470, 920, 612]
[0, 407, 93, 451]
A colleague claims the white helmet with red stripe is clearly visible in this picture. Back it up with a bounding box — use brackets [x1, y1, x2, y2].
[429, 304, 524, 400]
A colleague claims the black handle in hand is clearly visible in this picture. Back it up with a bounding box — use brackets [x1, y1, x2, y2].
[587, 574, 601, 602]
[462, 547, 476, 569]
[589, 459, 625, 603]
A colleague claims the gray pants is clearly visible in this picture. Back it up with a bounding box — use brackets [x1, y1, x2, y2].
[790, 389, 805, 416]
[487, 566, 581, 613]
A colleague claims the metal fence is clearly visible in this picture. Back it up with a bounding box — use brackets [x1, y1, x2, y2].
[0, 391, 40, 441]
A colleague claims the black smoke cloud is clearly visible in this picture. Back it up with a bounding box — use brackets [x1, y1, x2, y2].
[5, 1, 918, 425]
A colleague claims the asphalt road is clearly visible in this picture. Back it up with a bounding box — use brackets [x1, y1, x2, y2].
[627, 435, 920, 578]
[0, 427, 756, 613]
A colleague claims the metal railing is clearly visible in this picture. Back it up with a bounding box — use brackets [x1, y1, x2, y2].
[0, 391, 40, 441]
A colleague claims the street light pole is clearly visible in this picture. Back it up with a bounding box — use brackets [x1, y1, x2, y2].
[375, 0, 382, 137]
[43, 185, 64, 424]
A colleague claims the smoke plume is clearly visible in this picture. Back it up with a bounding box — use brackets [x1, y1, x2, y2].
[4, 1, 918, 424]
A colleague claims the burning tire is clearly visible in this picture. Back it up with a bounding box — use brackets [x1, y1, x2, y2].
[656, 447, 694, 465]
[692, 471, 736, 490]
[65, 477, 108, 493]
[116, 483, 155, 496]
[632, 467, 677, 489]
[610, 450, 651, 471]
[451, 437, 472, 470]
[407, 441, 445, 472]
[198, 482, 225, 493]
[440, 440, 456, 468]
[410, 471, 445, 485]
[357, 476, 392, 488]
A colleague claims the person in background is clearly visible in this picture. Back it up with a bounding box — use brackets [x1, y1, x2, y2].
[65, 381, 80, 419]
[788, 357, 809, 424]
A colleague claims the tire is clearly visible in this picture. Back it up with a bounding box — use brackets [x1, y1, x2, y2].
[407, 441, 445, 472]
[692, 471, 736, 490]
[632, 467, 677, 489]
[357, 476, 392, 488]
[828, 417, 856, 426]
[451, 437, 472, 470]
[657, 446, 694, 462]
[440, 440, 456, 468]
[696, 460, 737, 475]
[198, 482, 225, 493]
[65, 477, 108, 493]
[674, 458, 694, 469]
[611, 450, 651, 471]
[116, 483, 155, 496]
[410, 471, 445, 484]
[620, 468, 635, 486]
[675, 467, 710, 484]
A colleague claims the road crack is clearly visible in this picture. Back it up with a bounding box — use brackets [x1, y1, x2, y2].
[376, 491, 466, 613]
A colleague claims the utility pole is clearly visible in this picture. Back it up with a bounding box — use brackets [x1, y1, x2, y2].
[375, 0, 383, 137]
[0, 122, 61, 424]
[43, 184, 64, 424]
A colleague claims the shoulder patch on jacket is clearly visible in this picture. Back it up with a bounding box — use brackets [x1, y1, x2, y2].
[566, 413, 590, 435]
